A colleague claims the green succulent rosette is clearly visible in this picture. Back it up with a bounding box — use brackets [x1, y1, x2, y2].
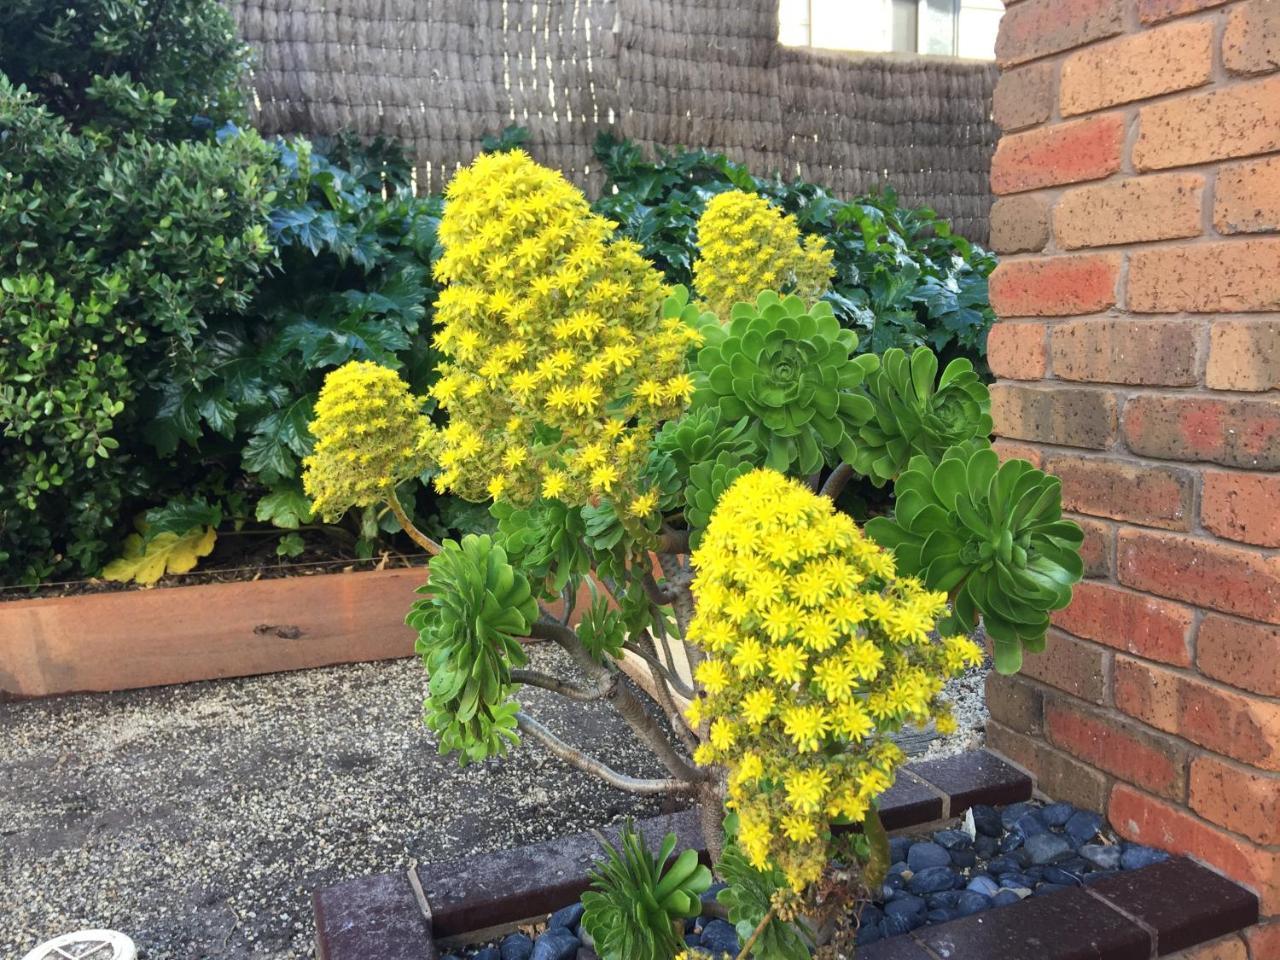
[407, 534, 539, 763]
[692, 291, 878, 475]
[685, 451, 755, 549]
[852, 347, 993, 485]
[866, 446, 1084, 674]
[581, 826, 712, 960]
[491, 498, 591, 597]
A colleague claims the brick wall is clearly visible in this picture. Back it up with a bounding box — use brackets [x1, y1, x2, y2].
[985, 0, 1280, 950]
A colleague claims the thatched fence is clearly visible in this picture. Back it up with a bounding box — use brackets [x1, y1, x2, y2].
[234, 0, 998, 240]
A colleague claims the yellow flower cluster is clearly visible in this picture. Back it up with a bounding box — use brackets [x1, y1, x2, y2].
[428, 150, 701, 514]
[685, 469, 983, 891]
[302, 361, 437, 521]
[692, 191, 834, 321]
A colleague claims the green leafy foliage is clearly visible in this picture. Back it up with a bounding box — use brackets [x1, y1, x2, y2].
[592, 133, 996, 367]
[576, 589, 629, 663]
[491, 499, 592, 597]
[852, 347, 993, 486]
[581, 826, 712, 960]
[0, 76, 280, 585]
[692, 292, 878, 475]
[866, 446, 1085, 674]
[407, 535, 538, 763]
[717, 824, 813, 960]
[0, 0, 248, 131]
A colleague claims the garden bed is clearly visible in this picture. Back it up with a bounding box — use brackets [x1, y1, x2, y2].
[0, 565, 425, 699]
[313, 750, 1260, 960]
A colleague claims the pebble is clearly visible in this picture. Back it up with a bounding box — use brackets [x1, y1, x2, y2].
[890, 837, 912, 864]
[530, 928, 579, 960]
[502, 933, 535, 960]
[475, 949, 501, 960]
[971, 804, 1003, 838]
[949, 848, 977, 869]
[1040, 802, 1076, 828]
[1025, 832, 1073, 865]
[699, 918, 739, 956]
[885, 895, 927, 921]
[934, 829, 973, 851]
[1121, 845, 1169, 871]
[908, 841, 952, 871]
[908, 866, 958, 895]
[955, 891, 991, 917]
[991, 890, 1022, 907]
[966, 875, 999, 897]
[1065, 810, 1104, 848]
[1013, 812, 1048, 839]
[549, 903, 584, 932]
[1080, 844, 1121, 871]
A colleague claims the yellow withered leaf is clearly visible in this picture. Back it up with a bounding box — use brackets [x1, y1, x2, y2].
[101, 526, 217, 585]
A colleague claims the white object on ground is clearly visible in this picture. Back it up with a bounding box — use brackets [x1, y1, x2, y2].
[20, 931, 136, 960]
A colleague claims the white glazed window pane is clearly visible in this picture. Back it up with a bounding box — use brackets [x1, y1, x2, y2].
[957, 0, 1002, 59]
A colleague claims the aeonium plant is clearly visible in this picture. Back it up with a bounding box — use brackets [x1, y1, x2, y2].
[302, 151, 1083, 958]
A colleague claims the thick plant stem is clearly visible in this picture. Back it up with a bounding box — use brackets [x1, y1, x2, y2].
[515, 712, 694, 795]
[510, 668, 612, 701]
[529, 619, 706, 786]
[698, 781, 726, 869]
[385, 489, 442, 556]
[820, 462, 854, 500]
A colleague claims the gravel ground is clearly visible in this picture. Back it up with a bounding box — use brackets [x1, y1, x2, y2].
[0, 635, 988, 960]
[0, 647, 671, 960]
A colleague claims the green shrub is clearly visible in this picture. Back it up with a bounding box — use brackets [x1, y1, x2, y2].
[149, 137, 448, 558]
[0, 77, 280, 585]
[591, 132, 996, 369]
[0, 0, 248, 130]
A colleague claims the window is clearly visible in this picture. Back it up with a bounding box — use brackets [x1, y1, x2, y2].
[778, 0, 1002, 61]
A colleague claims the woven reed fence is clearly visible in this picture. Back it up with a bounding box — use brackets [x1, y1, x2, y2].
[234, 0, 998, 240]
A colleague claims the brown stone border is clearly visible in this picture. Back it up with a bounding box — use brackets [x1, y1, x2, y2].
[313, 750, 1260, 960]
[0, 566, 424, 698]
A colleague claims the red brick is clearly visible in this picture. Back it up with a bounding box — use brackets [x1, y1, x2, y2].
[1171, 936, 1248, 960]
[1050, 319, 1200, 387]
[1129, 240, 1280, 313]
[1224, 0, 1280, 76]
[988, 322, 1047, 381]
[1047, 454, 1194, 532]
[996, 0, 1125, 66]
[992, 383, 1118, 449]
[990, 254, 1120, 317]
[1198, 614, 1280, 698]
[1060, 21, 1214, 116]
[992, 115, 1126, 194]
[1052, 579, 1194, 665]
[1191, 754, 1280, 845]
[987, 720, 1111, 811]
[1020, 629, 1109, 705]
[1071, 515, 1115, 579]
[1119, 528, 1280, 624]
[1123, 395, 1280, 470]
[1206, 319, 1280, 391]
[1202, 471, 1280, 548]
[993, 63, 1056, 133]
[1215, 156, 1280, 235]
[989, 194, 1051, 254]
[1046, 697, 1187, 800]
[1243, 922, 1280, 960]
[1133, 75, 1280, 170]
[1138, 0, 1229, 24]
[1114, 656, 1280, 770]
[1109, 784, 1280, 912]
[1054, 174, 1204, 249]
[985, 672, 1044, 736]
[992, 439, 1044, 469]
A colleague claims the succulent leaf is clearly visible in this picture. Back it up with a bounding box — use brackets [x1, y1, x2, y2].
[581, 825, 712, 960]
[851, 347, 993, 485]
[407, 534, 538, 763]
[866, 447, 1084, 674]
[692, 291, 878, 475]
